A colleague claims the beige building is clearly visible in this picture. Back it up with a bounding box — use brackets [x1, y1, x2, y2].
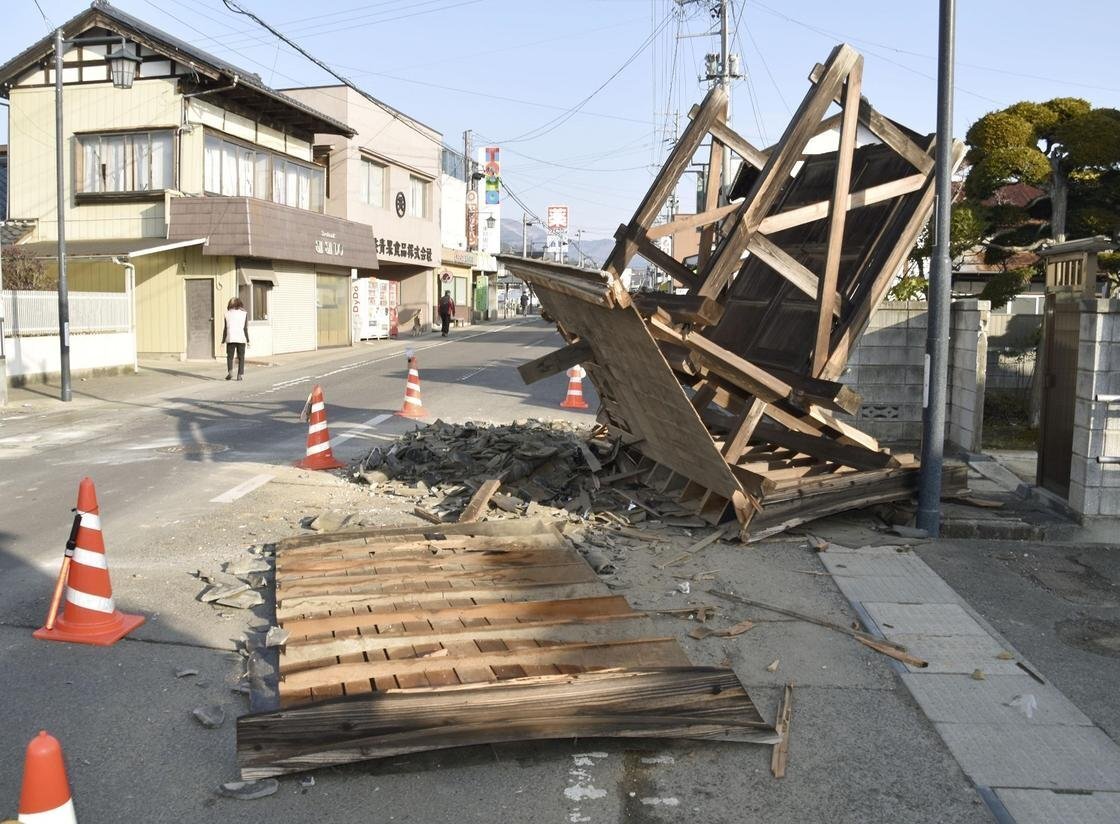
[0, 2, 379, 360]
[283, 85, 442, 331]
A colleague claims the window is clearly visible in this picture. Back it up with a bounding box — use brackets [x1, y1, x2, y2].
[237, 280, 271, 321]
[204, 132, 324, 212]
[78, 131, 173, 194]
[408, 174, 429, 218]
[360, 158, 385, 207]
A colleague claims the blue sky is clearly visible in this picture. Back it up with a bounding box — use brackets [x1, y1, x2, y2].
[5, 0, 1119, 239]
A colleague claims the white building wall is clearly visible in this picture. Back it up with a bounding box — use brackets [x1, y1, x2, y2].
[441, 172, 467, 250]
[3, 332, 135, 379]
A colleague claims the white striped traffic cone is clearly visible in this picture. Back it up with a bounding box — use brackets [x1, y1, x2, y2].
[295, 385, 346, 471]
[396, 356, 426, 419]
[33, 478, 144, 647]
[560, 365, 590, 409]
[17, 731, 77, 824]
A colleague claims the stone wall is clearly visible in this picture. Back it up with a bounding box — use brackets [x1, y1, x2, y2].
[1069, 298, 1120, 519]
[840, 300, 989, 452]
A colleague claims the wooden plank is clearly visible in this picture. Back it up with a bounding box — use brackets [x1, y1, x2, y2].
[282, 613, 649, 669]
[458, 479, 503, 523]
[282, 595, 636, 640]
[603, 85, 727, 277]
[813, 57, 862, 375]
[517, 341, 593, 386]
[754, 419, 894, 471]
[695, 44, 861, 301]
[808, 405, 880, 452]
[706, 116, 770, 170]
[808, 62, 934, 174]
[279, 638, 685, 694]
[238, 668, 775, 778]
[646, 202, 740, 240]
[631, 293, 724, 327]
[625, 227, 700, 291]
[277, 518, 566, 553]
[278, 548, 581, 583]
[698, 135, 724, 270]
[757, 173, 927, 235]
[745, 233, 840, 316]
[649, 317, 792, 403]
[722, 398, 767, 463]
[771, 683, 793, 778]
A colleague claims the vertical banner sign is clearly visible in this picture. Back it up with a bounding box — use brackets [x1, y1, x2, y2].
[484, 147, 500, 205]
[466, 189, 479, 250]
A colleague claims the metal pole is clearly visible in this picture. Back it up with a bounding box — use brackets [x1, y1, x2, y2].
[522, 214, 528, 258]
[916, 0, 956, 535]
[54, 28, 72, 402]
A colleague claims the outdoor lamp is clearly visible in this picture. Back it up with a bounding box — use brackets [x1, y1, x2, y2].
[485, 215, 496, 229]
[106, 41, 142, 89]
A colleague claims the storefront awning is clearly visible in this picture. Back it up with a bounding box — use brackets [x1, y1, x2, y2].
[169, 196, 379, 272]
[13, 237, 207, 260]
[237, 259, 279, 286]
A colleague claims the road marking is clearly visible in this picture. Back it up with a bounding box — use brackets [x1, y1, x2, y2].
[458, 360, 501, 382]
[210, 473, 275, 503]
[523, 335, 552, 348]
[332, 412, 394, 443]
[270, 375, 313, 390]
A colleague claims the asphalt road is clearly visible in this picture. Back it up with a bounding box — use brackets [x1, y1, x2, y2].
[0, 319, 989, 824]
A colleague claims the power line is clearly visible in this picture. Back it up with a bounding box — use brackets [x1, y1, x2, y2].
[30, 0, 52, 30]
[495, 9, 675, 144]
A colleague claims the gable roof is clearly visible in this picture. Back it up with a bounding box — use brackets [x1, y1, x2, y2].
[0, 1, 355, 138]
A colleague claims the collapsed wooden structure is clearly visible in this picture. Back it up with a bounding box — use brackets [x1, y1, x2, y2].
[237, 519, 776, 778]
[505, 44, 967, 540]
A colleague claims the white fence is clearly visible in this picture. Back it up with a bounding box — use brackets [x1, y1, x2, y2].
[2, 290, 129, 336]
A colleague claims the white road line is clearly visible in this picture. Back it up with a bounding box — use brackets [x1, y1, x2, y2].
[210, 473, 275, 504]
[522, 335, 552, 348]
[332, 412, 394, 443]
[271, 375, 313, 389]
[458, 360, 501, 382]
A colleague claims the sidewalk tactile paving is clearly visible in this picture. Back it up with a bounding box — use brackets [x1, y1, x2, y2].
[900, 674, 1094, 726]
[995, 788, 1120, 824]
[819, 554, 933, 577]
[935, 724, 1120, 791]
[863, 602, 991, 638]
[887, 635, 1023, 674]
[832, 574, 961, 604]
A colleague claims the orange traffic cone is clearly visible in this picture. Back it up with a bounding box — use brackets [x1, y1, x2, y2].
[560, 366, 590, 409]
[396, 356, 426, 419]
[295, 385, 346, 471]
[34, 478, 144, 647]
[17, 732, 76, 824]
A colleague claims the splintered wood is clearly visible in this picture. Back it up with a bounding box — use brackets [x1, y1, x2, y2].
[236, 519, 776, 778]
[500, 42, 968, 541]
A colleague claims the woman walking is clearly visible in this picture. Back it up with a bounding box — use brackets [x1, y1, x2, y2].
[222, 297, 250, 381]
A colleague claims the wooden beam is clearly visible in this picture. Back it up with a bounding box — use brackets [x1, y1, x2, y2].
[808, 62, 934, 174]
[695, 45, 861, 301]
[631, 293, 724, 327]
[745, 233, 839, 317]
[722, 398, 767, 463]
[761, 364, 862, 415]
[648, 317, 792, 403]
[646, 202, 741, 240]
[459, 479, 503, 523]
[603, 86, 727, 277]
[698, 134, 724, 270]
[757, 173, 927, 235]
[686, 105, 770, 170]
[517, 340, 593, 385]
[631, 229, 701, 291]
[813, 57, 862, 375]
[754, 420, 894, 470]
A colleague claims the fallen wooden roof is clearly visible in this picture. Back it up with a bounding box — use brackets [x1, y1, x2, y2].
[237, 519, 776, 778]
[501, 43, 967, 540]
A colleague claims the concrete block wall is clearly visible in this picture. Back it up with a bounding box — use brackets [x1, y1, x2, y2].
[1068, 298, 1120, 519]
[839, 300, 988, 451]
[947, 299, 989, 454]
[841, 301, 928, 444]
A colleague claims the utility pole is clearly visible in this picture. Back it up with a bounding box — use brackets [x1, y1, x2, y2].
[576, 230, 584, 267]
[522, 213, 534, 258]
[463, 130, 473, 199]
[916, 0, 957, 536]
[718, 0, 732, 194]
[54, 28, 72, 402]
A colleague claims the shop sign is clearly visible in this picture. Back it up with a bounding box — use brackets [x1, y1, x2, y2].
[314, 230, 345, 257]
[466, 189, 479, 251]
[375, 237, 433, 262]
[441, 271, 452, 283]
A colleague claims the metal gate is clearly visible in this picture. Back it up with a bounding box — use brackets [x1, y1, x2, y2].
[1037, 294, 1080, 497]
[185, 279, 214, 360]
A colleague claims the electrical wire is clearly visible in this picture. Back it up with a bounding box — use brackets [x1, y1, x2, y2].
[495, 8, 675, 144]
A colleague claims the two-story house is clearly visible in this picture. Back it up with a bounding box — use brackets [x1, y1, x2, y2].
[283, 85, 443, 332]
[0, 1, 380, 361]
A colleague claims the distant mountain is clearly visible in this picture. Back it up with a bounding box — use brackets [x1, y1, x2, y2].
[499, 218, 643, 270]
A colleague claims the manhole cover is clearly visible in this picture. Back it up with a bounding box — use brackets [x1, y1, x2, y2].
[157, 443, 229, 455]
[1055, 618, 1120, 658]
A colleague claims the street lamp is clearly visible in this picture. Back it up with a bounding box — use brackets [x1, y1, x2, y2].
[53, 28, 141, 401]
[485, 215, 496, 230]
